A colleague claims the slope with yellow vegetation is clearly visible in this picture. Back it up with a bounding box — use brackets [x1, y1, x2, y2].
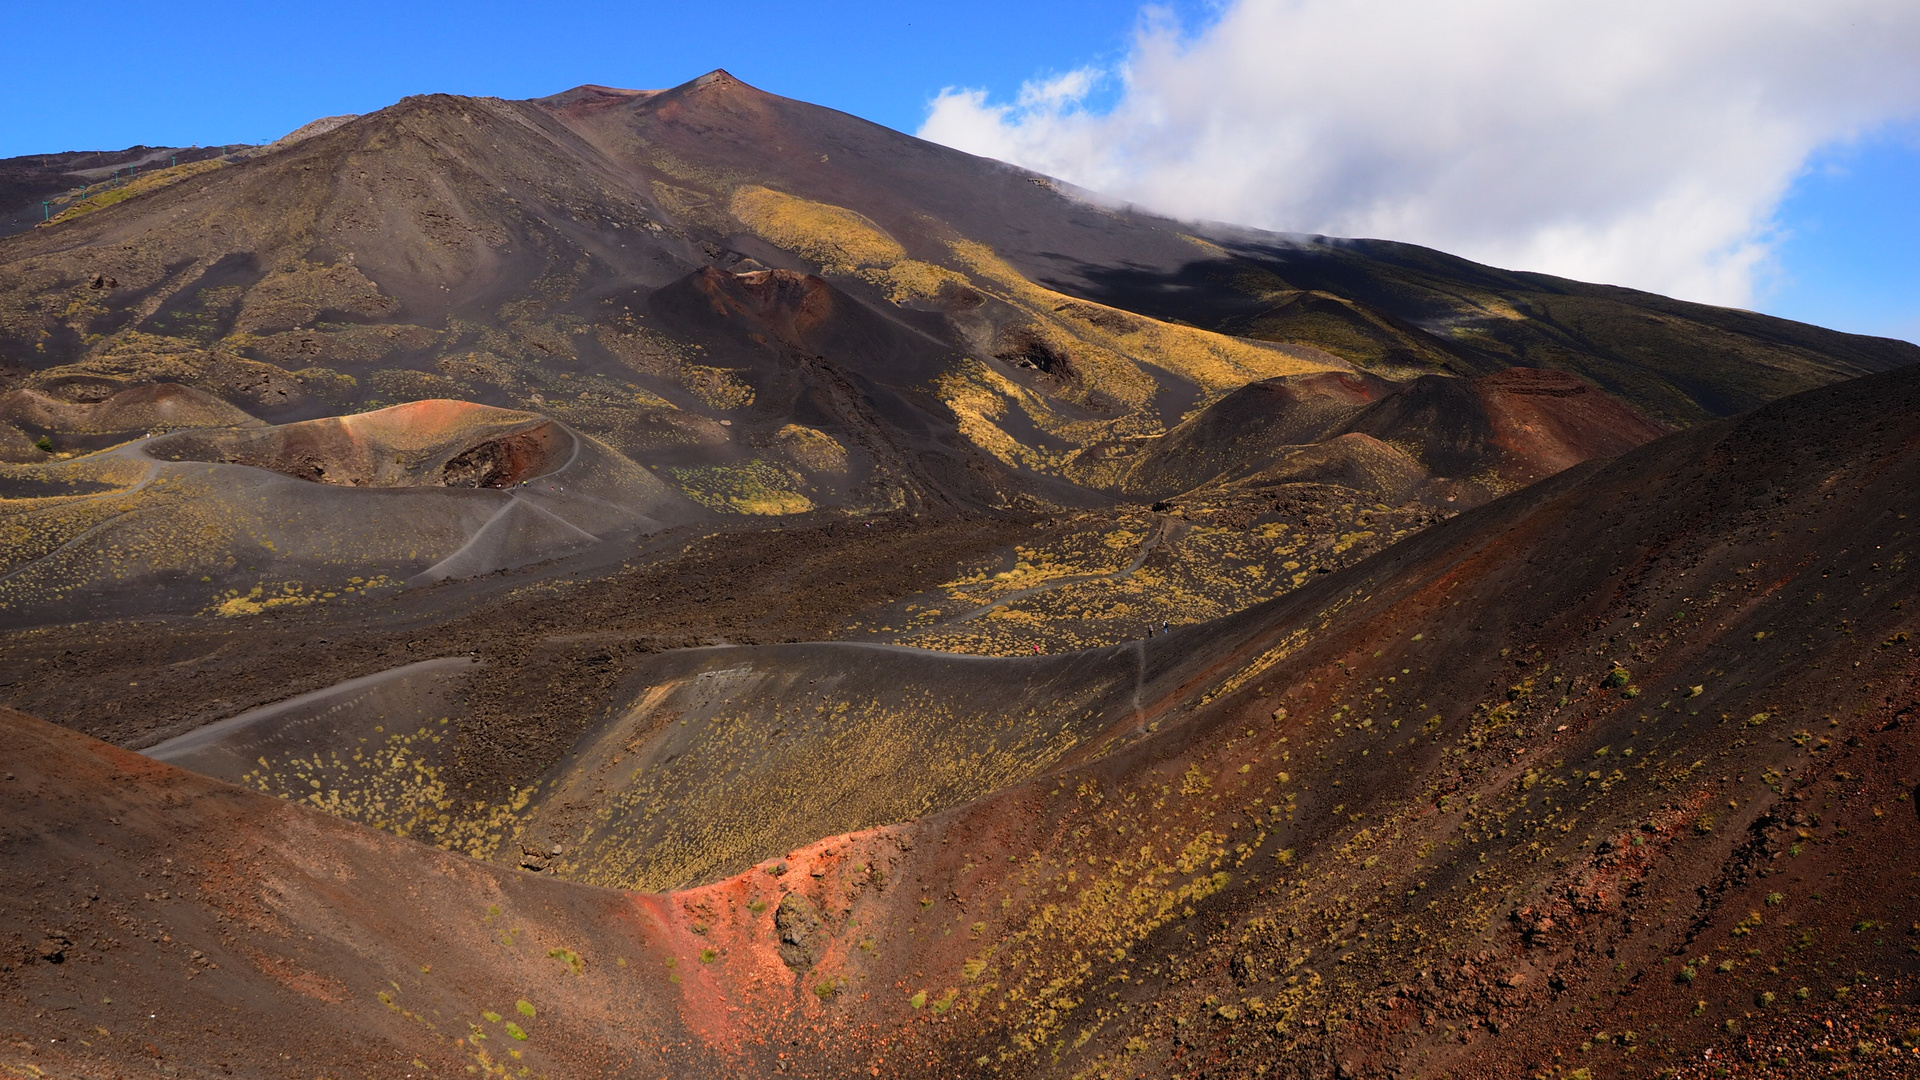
[724, 183, 1345, 485]
[42, 159, 226, 226]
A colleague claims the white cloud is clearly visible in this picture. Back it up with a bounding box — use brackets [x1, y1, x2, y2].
[919, 0, 1920, 307]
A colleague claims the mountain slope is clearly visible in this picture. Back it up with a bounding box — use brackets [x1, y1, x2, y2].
[588, 349, 1920, 1079]
[6, 328, 1919, 1080]
[0, 706, 721, 1080]
[0, 69, 1905, 661]
[2, 69, 1910, 495]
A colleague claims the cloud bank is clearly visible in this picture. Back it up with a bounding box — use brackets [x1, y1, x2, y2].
[920, 0, 1920, 307]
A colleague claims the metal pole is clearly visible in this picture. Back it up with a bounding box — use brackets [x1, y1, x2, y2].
[43, 201, 51, 221]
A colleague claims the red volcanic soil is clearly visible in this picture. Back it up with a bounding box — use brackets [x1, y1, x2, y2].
[678, 362, 1920, 1078]
[1127, 365, 1668, 501]
[145, 398, 569, 488]
[1464, 365, 1671, 478]
[1341, 365, 1670, 485]
[688, 266, 836, 346]
[0, 706, 721, 1080]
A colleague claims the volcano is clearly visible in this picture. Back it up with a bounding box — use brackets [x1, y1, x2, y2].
[1, 70, 1916, 1080]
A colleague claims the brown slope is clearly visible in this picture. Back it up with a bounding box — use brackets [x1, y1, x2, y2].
[0, 84, 1043, 522]
[581, 362, 1920, 1078]
[0, 706, 718, 1080]
[0, 382, 258, 462]
[1116, 370, 1397, 499]
[1076, 229, 1920, 427]
[0, 400, 703, 626]
[1122, 365, 1668, 502]
[0, 145, 238, 239]
[0, 93, 671, 372]
[644, 265, 1046, 512]
[1342, 365, 1670, 483]
[0, 69, 1907, 480]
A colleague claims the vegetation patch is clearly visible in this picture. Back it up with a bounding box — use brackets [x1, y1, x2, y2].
[668, 460, 813, 515]
[43, 160, 225, 226]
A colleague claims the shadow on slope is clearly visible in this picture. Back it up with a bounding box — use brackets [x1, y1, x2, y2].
[1067, 231, 1920, 426]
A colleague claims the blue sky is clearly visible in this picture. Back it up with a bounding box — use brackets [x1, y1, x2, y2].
[1762, 125, 1920, 343]
[1, 0, 1912, 343]
[0, 1, 1168, 150]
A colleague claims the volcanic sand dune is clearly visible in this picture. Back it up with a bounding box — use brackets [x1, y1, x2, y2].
[0, 399, 702, 624]
[8, 363, 1920, 1078]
